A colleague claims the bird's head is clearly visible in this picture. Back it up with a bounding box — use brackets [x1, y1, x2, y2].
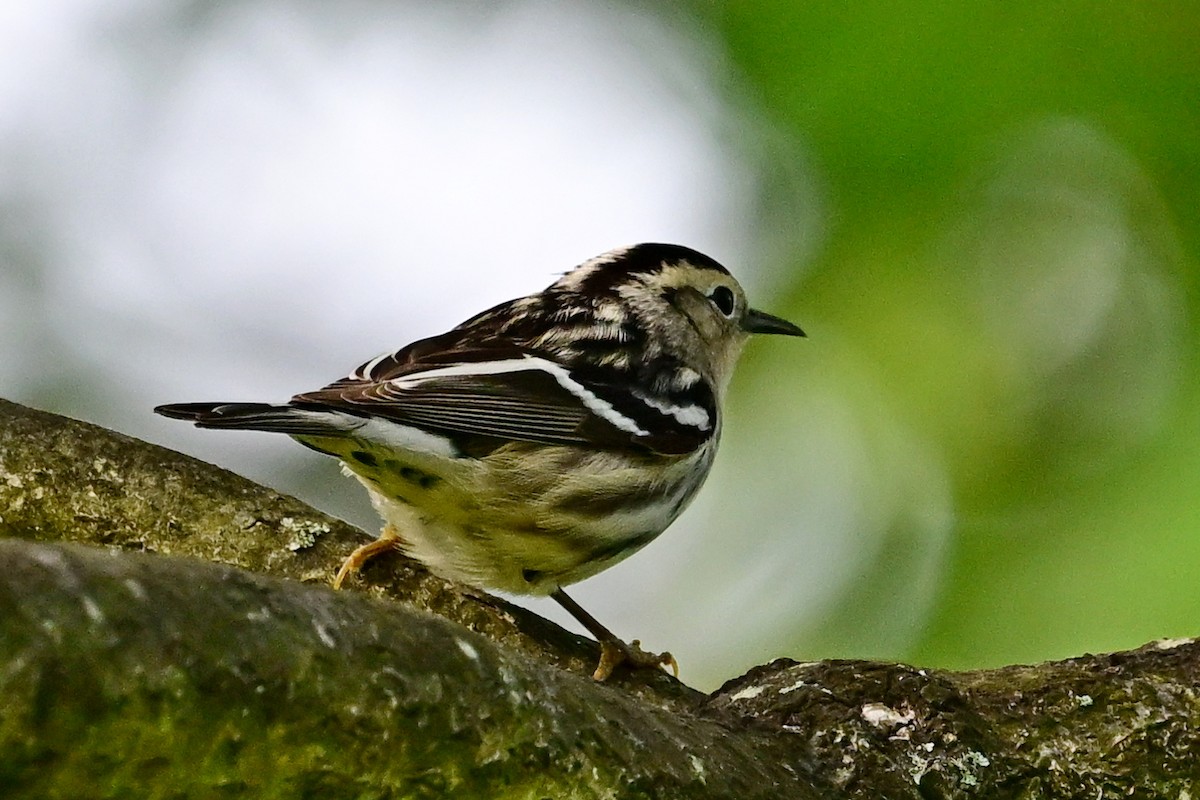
[547, 243, 804, 394]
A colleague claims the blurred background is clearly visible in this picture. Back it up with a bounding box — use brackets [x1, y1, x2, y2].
[2, 0, 1197, 691]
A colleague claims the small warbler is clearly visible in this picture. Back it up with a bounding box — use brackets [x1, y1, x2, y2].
[157, 243, 803, 680]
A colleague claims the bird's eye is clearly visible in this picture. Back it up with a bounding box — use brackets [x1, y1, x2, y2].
[707, 285, 736, 318]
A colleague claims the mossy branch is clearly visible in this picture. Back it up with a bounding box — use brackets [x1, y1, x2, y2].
[1, 398, 1197, 798]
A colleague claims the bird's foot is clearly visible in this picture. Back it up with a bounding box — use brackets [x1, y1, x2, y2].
[331, 525, 402, 589]
[593, 638, 678, 682]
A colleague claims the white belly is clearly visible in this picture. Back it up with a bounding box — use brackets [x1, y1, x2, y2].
[341, 440, 715, 595]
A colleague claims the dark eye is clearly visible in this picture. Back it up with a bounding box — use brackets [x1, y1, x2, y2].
[707, 285, 736, 317]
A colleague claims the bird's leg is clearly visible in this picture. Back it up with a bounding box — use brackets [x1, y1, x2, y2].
[331, 523, 403, 589]
[550, 588, 678, 681]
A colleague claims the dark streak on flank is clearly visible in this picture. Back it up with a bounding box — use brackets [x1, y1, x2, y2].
[512, 519, 562, 537]
[400, 467, 440, 489]
[578, 530, 660, 567]
[554, 484, 667, 518]
[350, 450, 378, 467]
[382, 460, 442, 489]
[670, 493, 690, 518]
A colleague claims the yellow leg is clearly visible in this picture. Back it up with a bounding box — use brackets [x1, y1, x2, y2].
[331, 524, 403, 590]
[550, 588, 679, 681]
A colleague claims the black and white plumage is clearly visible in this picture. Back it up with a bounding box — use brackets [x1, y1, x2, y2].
[157, 243, 803, 679]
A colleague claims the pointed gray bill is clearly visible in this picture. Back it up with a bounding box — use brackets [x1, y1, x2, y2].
[742, 308, 805, 337]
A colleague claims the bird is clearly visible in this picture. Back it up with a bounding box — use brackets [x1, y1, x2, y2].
[156, 243, 804, 680]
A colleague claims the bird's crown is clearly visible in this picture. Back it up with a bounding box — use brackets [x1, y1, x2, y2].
[456, 243, 797, 393]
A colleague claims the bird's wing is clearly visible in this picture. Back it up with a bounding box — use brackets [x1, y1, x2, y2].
[293, 350, 715, 457]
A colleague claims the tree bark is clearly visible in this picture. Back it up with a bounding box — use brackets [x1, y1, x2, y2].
[1, 398, 1197, 798]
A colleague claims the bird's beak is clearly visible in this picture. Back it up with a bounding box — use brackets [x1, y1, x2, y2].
[742, 308, 805, 337]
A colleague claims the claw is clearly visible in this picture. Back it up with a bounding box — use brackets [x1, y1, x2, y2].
[549, 586, 678, 681]
[593, 638, 678, 682]
[331, 525, 402, 589]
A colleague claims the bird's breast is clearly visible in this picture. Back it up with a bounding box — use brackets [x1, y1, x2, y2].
[343, 440, 717, 595]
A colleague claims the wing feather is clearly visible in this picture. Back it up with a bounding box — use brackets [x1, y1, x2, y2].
[297, 359, 608, 448]
[293, 353, 713, 455]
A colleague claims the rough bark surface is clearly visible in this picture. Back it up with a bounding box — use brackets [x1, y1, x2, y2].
[1, 398, 1197, 798]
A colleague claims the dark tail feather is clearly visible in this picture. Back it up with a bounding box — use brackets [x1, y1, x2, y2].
[154, 402, 350, 436]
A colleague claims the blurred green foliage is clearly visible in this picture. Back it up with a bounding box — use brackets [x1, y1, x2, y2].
[696, 1, 1200, 669]
[7, 0, 1195, 685]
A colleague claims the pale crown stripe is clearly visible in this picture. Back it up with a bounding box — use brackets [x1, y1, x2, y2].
[388, 356, 650, 436]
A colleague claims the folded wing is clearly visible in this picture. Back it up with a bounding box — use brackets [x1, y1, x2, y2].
[295, 353, 713, 456]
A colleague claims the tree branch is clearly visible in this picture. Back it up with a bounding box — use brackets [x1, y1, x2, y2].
[1, 398, 1196, 798]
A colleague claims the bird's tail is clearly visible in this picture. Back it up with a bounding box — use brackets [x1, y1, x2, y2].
[154, 402, 350, 436]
